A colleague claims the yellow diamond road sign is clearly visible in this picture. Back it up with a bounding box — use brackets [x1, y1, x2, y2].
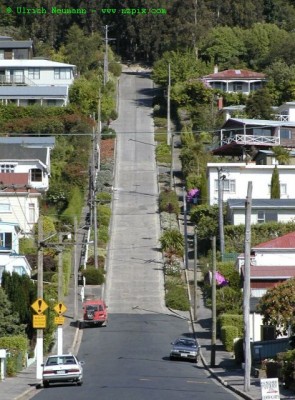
[31, 298, 48, 315]
[54, 302, 67, 315]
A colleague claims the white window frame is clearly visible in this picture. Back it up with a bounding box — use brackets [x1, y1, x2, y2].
[268, 183, 287, 195]
[214, 179, 236, 193]
[0, 203, 11, 213]
[54, 68, 71, 80]
[28, 203, 36, 223]
[28, 68, 40, 80]
[0, 163, 16, 173]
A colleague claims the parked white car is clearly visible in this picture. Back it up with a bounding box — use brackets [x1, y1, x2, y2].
[42, 354, 84, 387]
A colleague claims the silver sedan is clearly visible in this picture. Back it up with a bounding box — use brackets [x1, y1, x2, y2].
[170, 338, 200, 363]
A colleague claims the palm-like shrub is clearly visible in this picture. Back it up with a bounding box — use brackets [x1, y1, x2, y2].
[160, 229, 184, 257]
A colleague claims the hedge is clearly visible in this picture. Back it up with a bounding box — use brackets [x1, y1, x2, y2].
[221, 325, 239, 352]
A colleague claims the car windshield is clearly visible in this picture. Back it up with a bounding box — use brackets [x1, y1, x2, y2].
[175, 339, 196, 347]
[46, 356, 76, 366]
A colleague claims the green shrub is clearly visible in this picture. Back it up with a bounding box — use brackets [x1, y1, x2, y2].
[98, 226, 109, 245]
[165, 279, 190, 311]
[218, 314, 244, 337]
[60, 186, 83, 225]
[216, 287, 243, 315]
[96, 191, 112, 203]
[97, 204, 111, 227]
[19, 238, 36, 254]
[221, 325, 239, 352]
[81, 267, 105, 285]
[159, 189, 180, 215]
[0, 336, 28, 376]
[101, 126, 116, 139]
[160, 229, 184, 257]
[156, 143, 171, 164]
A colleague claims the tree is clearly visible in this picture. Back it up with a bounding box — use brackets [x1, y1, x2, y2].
[257, 278, 295, 336]
[0, 286, 26, 336]
[273, 146, 290, 165]
[270, 165, 280, 199]
[245, 87, 274, 119]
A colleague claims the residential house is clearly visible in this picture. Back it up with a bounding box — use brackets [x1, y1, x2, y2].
[227, 199, 295, 225]
[0, 174, 41, 235]
[0, 59, 76, 106]
[212, 118, 295, 158]
[274, 102, 295, 122]
[0, 221, 32, 284]
[202, 68, 266, 95]
[0, 36, 33, 60]
[237, 232, 295, 340]
[207, 163, 295, 206]
[0, 143, 53, 192]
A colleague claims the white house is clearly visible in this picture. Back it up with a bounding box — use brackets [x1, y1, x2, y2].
[274, 102, 295, 122]
[0, 59, 76, 106]
[0, 144, 52, 192]
[207, 163, 295, 205]
[0, 222, 32, 284]
[202, 68, 266, 95]
[0, 182, 41, 236]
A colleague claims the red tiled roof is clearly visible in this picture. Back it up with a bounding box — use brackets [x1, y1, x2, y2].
[253, 231, 295, 249]
[0, 173, 29, 185]
[204, 69, 266, 79]
[250, 265, 295, 279]
[1, 187, 40, 194]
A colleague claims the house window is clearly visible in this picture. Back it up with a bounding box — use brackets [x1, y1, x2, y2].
[54, 68, 71, 79]
[280, 128, 292, 140]
[233, 82, 243, 92]
[31, 169, 42, 182]
[253, 128, 272, 136]
[257, 211, 278, 223]
[268, 183, 287, 195]
[0, 164, 15, 173]
[28, 203, 36, 223]
[0, 50, 4, 60]
[28, 68, 40, 79]
[214, 179, 236, 193]
[0, 232, 12, 249]
[0, 204, 11, 212]
[13, 266, 26, 275]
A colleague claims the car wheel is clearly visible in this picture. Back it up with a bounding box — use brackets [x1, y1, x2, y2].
[43, 381, 49, 388]
[77, 381, 83, 386]
[169, 355, 174, 361]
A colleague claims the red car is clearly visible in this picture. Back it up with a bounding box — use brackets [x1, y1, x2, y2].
[82, 299, 108, 328]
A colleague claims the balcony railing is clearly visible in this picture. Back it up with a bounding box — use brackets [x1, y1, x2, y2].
[0, 75, 36, 86]
[221, 134, 280, 146]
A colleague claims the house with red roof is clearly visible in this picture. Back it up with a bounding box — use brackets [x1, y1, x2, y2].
[236, 232, 295, 341]
[203, 67, 266, 95]
[237, 231, 295, 298]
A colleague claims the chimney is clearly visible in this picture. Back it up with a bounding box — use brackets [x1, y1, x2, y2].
[214, 65, 218, 74]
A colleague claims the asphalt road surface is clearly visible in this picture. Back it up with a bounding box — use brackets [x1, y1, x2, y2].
[30, 71, 240, 400]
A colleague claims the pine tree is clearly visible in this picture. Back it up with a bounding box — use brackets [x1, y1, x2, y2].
[0, 287, 26, 336]
[270, 165, 280, 199]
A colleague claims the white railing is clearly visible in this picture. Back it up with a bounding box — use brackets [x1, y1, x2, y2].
[0, 75, 37, 86]
[273, 114, 289, 121]
[222, 134, 280, 146]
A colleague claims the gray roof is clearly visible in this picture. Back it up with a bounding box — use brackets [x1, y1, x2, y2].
[0, 136, 55, 149]
[0, 144, 47, 165]
[225, 118, 295, 127]
[228, 198, 295, 209]
[0, 86, 67, 99]
[0, 40, 33, 49]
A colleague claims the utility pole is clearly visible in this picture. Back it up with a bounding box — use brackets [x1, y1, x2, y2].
[244, 182, 252, 392]
[73, 217, 78, 322]
[167, 63, 171, 145]
[36, 216, 43, 381]
[211, 236, 216, 368]
[92, 124, 98, 269]
[57, 233, 63, 355]
[193, 228, 198, 321]
[183, 187, 188, 270]
[217, 168, 225, 259]
[170, 134, 174, 189]
[103, 25, 109, 86]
